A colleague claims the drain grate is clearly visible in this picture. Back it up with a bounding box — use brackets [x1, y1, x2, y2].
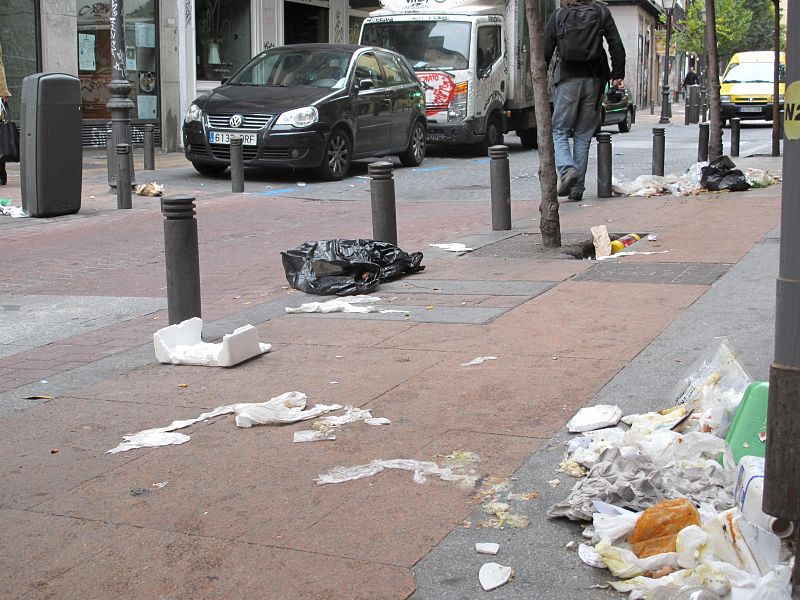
[573, 261, 731, 285]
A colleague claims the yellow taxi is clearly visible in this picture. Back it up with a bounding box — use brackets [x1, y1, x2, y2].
[720, 51, 785, 126]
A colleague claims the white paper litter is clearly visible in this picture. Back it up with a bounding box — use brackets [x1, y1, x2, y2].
[567, 405, 623, 433]
[153, 317, 271, 367]
[0, 205, 29, 218]
[597, 250, 670, 260]
[107, 392, 342, 453]
[476, 542, 500, 555]
[478, 562, 513, 591]
[430, 243, 474, 252]
[591, 225, 612, 258]
[135, 182, 164, 196]
[461, 356, 497, 366]
[286, 296, 382, 314]
[315, 458, 477, 486]
[578, 543, 607, 568]
[293, 430, 336, 442]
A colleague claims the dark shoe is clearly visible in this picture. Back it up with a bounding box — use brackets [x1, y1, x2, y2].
[557, 168, 579, 197]
[568, 189, 583, 201]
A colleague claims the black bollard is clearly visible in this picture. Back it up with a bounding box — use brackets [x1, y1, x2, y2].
[143, 124, 155, 171]
[700, 90, 708, 122]
[698, 123, 710, 163]
[230, 137, 244, 193]
[777, 109, 784, 141]
[489, 145, 511, 230]
[116, 144, 132, 209]
[106, 126, 115, 185]
[649, 103, 655, 115]
[730, 118, 741, 157]
[369, 161, 398, 245]
[684, 93, 690, 125]
[161, 195, 202, 325]
[596, 132, 612, 198]
[688, 85, 700, 124]
[652, 127, 665, 176]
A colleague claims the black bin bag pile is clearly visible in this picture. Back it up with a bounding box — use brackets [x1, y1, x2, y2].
[281, 239, 425, 296]
[700, 156, 751, 192]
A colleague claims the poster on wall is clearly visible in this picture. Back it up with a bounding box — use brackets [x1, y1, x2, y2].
[126, 46, 137, 71]
[135, 22, 156, 48]
[78, 33, 96, 71]
[137, 95, 157, 119]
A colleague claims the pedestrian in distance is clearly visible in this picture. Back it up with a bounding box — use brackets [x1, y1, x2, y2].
[0, 41, 11, 186]
[682, 67, 699, 90]
[544, 0, 625, 202]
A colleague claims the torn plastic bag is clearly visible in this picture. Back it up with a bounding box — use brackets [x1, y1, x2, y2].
[700, 156, 751, 192]
[281, 239, 425, 296]
[628, 498, 701, 558]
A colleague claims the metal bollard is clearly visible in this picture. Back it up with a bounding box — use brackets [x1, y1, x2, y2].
[652, 127, 665, 176]
[230, 137, 244, 193]
[684, 93, 690, 125]
[730, 118, 741, 157]
[777, 109, 784, 140]
[698, 123, 710, 163]
[649, 103, 655, 115]
[369, 161, 398, 245]
[489, 145, 511, 230]
[688, 85, 700, 124]
[700, 90, 708, 122]
[116, 144, 132, 209]
[596, 132, 612, 198]
[161, 195, 202, 325]
[143, 124, 155, 171]
[106, 126, 115, 184]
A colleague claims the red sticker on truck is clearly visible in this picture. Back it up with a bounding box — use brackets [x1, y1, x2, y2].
[417, 71, 455, 116]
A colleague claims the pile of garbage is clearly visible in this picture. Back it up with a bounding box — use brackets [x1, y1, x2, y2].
[549, 340, 795, 599]
[612, 158, 780, 198]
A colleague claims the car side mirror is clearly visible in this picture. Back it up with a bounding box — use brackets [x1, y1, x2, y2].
[358, 78, 375, 91]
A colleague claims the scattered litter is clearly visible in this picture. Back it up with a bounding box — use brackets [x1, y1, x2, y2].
[647, 234, 657, 241]
[23, 394, 55, 400]
[329, 381, 339, 384]
[50, 448, 59, 454]
[597, 250, 670, 260]
[578, 543, 607, 568]
[134, 182, 164, 196]
[461, 356, 497, 366]
[429, 242, 474, 252]
[0, 198, 10, 205]
[152, 481, 168, 488]
[479, 562, 513, 591]
[565, 541, 576, 550]
[476, 542, 500, 555]
[558, 459, 588, 478]
[745, 168, 781, 188]
[548, 478, 561, 487]
[315, 458, 479, 486]
[507, 491, 540, 501]
[701, 156, 750, 192]
[285, 295, 382, 314]
[293, 430, 336, 443]
[297, 182, 307, 187]
[107, 391, 342, 453]
[612, 174, 683, 197]
[591, 225, 612, 258]
[0, 205, 29, 218]
[567, 405, 623, 432]
[153, 317, 271, 367]
[177, 384, 188, 388]
[629, 498, 701, 558]
[281, 239, 425, 296]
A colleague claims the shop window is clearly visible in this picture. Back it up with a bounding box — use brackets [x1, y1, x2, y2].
[196, 0, 252, 81]
[284, 2, 328, 45]
[76, 0, 159, 121]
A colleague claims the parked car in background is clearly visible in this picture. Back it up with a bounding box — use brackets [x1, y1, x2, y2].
[599, 84, 635, 133]
[183, 44, 427, 180]
[720, 51, 785, 127]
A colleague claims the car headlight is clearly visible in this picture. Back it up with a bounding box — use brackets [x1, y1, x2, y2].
[276, 106, 319, 128]
[720, 95, 731, 103]
[448, 82, 468, 122]
[184, 103, 203, 124]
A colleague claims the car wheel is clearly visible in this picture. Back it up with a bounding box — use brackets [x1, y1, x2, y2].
[399, 120, 426, 167]
[618, 109, 632, 133]
[477, 114, 504, 155]
[191, 162, 228, 176]
[519, 128, 538, 149]
[316, 128, 352, 181]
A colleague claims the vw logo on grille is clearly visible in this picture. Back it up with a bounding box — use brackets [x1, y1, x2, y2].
[229, 114, 244, 128]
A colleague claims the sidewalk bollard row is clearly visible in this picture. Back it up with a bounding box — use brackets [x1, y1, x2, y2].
[730, 118, 741, 157]
[489, 145, 511, 231]
[698, 122, 710, 163]
[230, 137, 245, 193]
[116, 144, 132, 209]
[162, 195, 202, 325]
[596, 132, 612, 198]
[143, 124, 155, 171]
[652, 127, 665, 177]
[700, 90, 708, 123]
[368, 161, 398, 245]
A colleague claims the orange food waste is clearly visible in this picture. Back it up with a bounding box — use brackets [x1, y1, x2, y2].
[628, 498, 700, 558]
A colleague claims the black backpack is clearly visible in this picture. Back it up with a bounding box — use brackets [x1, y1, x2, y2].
[556, 2, 605, 63]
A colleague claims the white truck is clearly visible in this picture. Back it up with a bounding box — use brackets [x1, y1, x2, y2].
[359, 0, 557, 151]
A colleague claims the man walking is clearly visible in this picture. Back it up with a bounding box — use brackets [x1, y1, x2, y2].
[544, 0, 625, 201]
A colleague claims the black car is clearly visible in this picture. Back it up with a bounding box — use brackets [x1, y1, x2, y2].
[183, 44, 427, 180]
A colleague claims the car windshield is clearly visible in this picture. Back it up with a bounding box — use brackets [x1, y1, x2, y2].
[229, 49, 353, 88]
[723, 61, 785, 84]
[361, 21, 471, 70]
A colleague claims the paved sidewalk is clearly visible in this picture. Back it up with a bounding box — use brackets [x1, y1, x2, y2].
[0, 113, 784, 598]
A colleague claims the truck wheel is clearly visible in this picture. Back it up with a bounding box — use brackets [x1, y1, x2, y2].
[192, 162, 227, 176]
[519, 129, 538, 149]
[477, 114, 504, 155]
[316, 128, 352, 181]
[399, 120, 426, 167]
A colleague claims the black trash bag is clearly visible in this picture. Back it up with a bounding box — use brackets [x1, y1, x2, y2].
[281, 239, 425, 296]
[700, 156, 751, 192]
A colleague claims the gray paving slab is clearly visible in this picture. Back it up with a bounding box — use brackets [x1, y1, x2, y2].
[573, 261, 731, 285]
[283, 304, 509, 324]
[379, 279, 556, 297]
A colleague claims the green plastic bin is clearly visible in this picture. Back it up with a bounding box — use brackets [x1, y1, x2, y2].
[726, 380, 769, 464]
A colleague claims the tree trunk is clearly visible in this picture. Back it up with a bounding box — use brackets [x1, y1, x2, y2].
[705, 0, 723, 161]
[772, 0, 781, 157]
[525, 0, 561, 248]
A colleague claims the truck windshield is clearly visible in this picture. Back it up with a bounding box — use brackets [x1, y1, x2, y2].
[361, 21, 471, 70]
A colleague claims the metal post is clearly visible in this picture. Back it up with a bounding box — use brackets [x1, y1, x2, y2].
[684, 92, 690, 125]
[659, 6, 674, 124]
[105, 0, 136, 188]
[489, 145, 511, 230]
[730, 118, 741, 157]
[161, 195, 202, 325]
[650, 103, 655, 115]
[106, 126, 114, 181]
[698, 123, 710, 162]
[652, 128, 665, 176]
[777, 109, 785, 144]
[116, 144, 132, 209]
[596, 132, 612, 198]
[230, 137, 244, 193]
[143, 124, 155, 171]
[689, 85, 700, 124]
[369, 161, 398, 245]
[700, 89, 708, 122]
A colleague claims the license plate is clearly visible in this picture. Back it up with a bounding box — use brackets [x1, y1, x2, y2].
[209, 131, 257, 145]
[739, 106, 762, 113]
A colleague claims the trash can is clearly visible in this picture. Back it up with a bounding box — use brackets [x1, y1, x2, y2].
[21, 73, 82, 217]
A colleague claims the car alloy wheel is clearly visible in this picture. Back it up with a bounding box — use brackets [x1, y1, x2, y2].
[319, 129, 352, 180]
[399, 121, 426, 167]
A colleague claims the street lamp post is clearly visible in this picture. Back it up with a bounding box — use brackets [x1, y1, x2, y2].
[106, 0, 136, 188]
[659, 0, 674, 124]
